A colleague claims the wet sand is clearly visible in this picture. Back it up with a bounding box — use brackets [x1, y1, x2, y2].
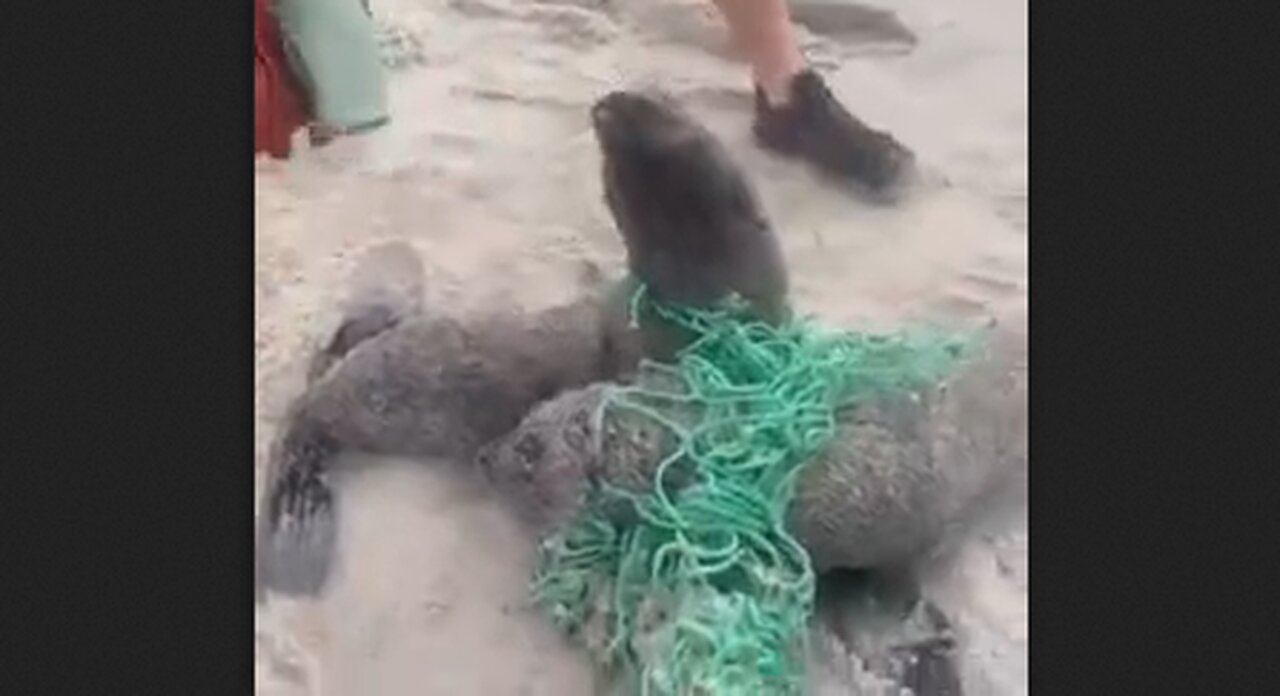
[255, 0, 1026, 693]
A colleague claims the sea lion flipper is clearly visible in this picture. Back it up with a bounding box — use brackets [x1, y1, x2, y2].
[307, 241, 426, 384]
[890, 602, 965, 696]
[307, 305, 403, 384]
[256, 493, 338, 598]
[817, 570, 964, 696]
[255, 425, 340, 598]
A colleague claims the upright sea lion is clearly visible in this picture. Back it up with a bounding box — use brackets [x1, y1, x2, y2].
[592, 90, 791, 365]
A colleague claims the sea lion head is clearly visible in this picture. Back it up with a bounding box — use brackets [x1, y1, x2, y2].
[590, 88, 790, 326]
[590, 90, 705, 160]
[475, 386, 610, 535]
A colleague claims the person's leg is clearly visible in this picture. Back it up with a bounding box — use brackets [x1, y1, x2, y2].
[710, 0, 805, 105]
[710, 0, 915, 194]
[272, 0, 389, 143]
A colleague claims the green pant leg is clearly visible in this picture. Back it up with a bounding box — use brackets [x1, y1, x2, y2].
[271, 0, 389, 132]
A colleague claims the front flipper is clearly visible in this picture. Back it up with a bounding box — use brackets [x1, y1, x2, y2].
[816, 568, 965, 696]
[307, 241, 426, 385]
[255, 427, 341, 599]
[306, 304, 403, 385]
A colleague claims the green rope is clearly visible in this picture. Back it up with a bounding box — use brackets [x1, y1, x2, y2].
[533, 282, 970, 695]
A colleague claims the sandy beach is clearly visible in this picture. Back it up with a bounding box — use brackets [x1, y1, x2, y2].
[254, 0, 1027, 693]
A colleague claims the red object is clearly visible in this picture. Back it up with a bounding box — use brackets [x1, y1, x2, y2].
[255, 0, 309, 158]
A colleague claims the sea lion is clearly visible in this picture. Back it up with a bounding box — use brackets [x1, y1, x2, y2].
[477, 306, 1027, 574]
[255, 244, 622, 598]
[476, 304, 1022, 695]
[476, 308, 1022, 694]
[592, 90, 791, 364]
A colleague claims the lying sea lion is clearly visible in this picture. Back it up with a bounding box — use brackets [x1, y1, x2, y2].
[477, 305, 1027, 574]
[477, 308, 1022, 694]
[255, 243, 622, 598]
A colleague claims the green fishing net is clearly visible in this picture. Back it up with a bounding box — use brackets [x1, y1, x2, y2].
[533, 283, 969, 695]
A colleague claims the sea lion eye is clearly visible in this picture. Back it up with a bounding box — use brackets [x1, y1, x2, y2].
[515, 433, 545, 464]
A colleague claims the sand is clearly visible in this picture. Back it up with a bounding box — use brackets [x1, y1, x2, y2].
[254, 0, 1027, 693]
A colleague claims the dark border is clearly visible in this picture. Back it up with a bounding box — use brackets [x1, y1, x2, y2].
[5, 0, 252, 691]
[1030, 1, 1280, 693]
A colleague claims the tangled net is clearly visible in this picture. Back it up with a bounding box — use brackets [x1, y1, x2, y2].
[533, 283, 970, 695]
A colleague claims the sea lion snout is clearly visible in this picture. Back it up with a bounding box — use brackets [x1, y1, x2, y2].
[591, 91, 651, 135]
[591, 90, 693, 153]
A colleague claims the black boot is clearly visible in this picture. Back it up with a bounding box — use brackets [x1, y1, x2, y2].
[754, 69, 915, 195]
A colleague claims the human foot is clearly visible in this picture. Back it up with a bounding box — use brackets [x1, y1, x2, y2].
[754, 69, 915, 195]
